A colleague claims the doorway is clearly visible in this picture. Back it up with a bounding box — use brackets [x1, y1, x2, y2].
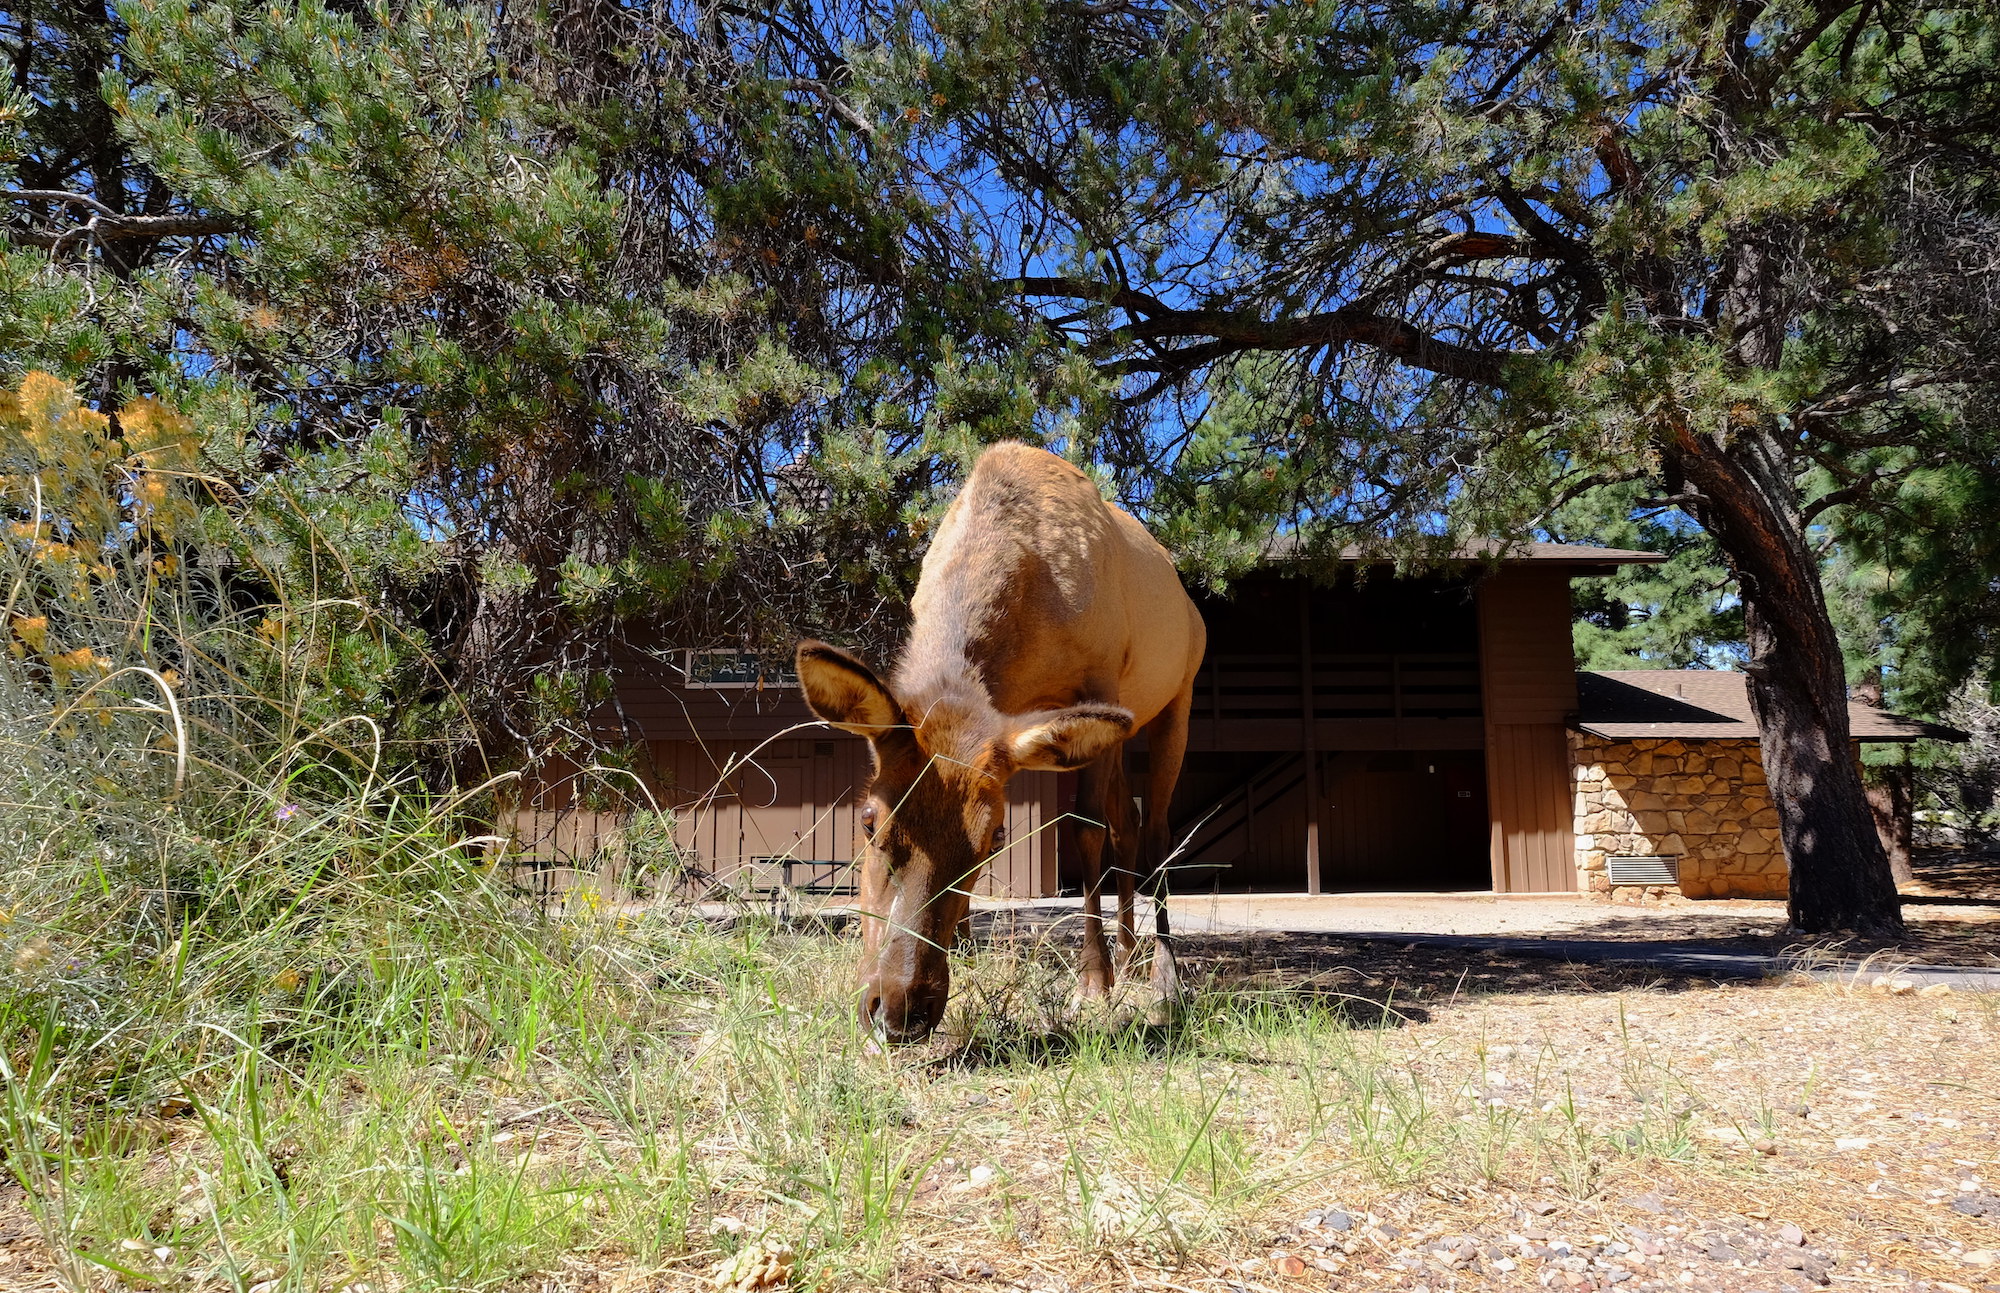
[1320, 751, 1490, 890]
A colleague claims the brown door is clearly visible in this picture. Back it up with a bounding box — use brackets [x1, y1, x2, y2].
[733, 757, 809, 879]
[1323, 752, 1489, 891]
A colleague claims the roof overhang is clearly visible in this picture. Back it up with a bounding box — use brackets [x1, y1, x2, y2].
[1258, 536, 1668, 578]
[1574, 670, 1965, 744]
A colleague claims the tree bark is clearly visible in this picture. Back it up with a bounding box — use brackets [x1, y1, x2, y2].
[1668, 428, 1906, 937]
[1863, 767, 1915, 888]
[1852, 677, 1917, 888]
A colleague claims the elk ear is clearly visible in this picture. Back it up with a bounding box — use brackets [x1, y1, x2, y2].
[796, 641, 904, 737]
[1007, 704, 1134, 772]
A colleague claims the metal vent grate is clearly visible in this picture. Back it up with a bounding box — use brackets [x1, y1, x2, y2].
[1606, 855, 1680, 887]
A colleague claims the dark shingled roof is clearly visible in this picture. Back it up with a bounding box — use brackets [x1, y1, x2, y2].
[1261, 536, 1669, 574]
[1575, 670, 1964, 743]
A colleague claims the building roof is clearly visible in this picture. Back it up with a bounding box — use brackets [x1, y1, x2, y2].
[1262, 536, 1667, 574]
[1575, 670, 1964, 743]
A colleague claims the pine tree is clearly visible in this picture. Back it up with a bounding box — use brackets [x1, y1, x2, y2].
[1, 0, 1011, 767]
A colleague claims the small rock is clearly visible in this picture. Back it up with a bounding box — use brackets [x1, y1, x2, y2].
[1965, 1250, 1998, 1267]
[1920, 982, 1955, 997]
[967, 1164, 996, 1187]
[1835, 1136, 1873, 1151]
[1872, 975, 1918, 995]
[1273, 1254, 1308, 1277]
[1324, 1211, 1353, 1232]
[1779, 1223, 1806, 1246]
[1527, 1200, 1559, 1216]
[1754, 1139, 1778, 1155]
[711, 1240, 796, 1293]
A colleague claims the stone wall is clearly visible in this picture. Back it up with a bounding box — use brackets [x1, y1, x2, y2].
[1569, 733, 1788, 900]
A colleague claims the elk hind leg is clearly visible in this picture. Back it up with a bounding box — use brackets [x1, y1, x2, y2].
[1139, 689, 1194, 1023]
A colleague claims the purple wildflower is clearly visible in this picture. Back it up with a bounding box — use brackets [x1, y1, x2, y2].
[275, 803, 301, 823]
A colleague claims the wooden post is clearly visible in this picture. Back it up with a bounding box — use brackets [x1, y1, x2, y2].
[1210, 662, 1221, 748]
[1300, 582, 1322, 895]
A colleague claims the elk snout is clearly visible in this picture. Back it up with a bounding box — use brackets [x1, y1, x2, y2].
[860, 975, 950, 1043]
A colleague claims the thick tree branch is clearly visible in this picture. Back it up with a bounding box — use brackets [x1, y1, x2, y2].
[783, 79, 876, 141]
[1008, 275, 1515, 386]
[6, 189, 239, 243]
[1801, 467, 1890, 523]
[1798, 366, 2000, 427]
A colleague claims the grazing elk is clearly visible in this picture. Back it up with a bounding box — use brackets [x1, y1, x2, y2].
[796, 442, 1206, 1041]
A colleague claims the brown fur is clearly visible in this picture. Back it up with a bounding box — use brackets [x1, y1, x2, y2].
[797, 443, 1206, 1040]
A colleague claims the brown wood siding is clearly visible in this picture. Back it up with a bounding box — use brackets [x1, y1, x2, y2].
[1482, 723, 1576, 891]
[514, 737, 1060, 898]
[1478, 571, 1580, 891]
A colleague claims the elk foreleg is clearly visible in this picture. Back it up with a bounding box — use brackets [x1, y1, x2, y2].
[1073, 754, 1118, 997]
[1108, 759, 1139, 970]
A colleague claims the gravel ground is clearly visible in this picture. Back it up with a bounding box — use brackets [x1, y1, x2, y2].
[932, 925, 2000, 1293]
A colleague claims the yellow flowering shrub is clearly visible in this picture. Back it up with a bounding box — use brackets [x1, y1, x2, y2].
[0, 371, 207, 687]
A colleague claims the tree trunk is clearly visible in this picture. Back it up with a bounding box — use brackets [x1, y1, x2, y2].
[1668, 430, 1905, 937]
[1863, 765, 1916, 888]
[1853, 678, 1917, 887]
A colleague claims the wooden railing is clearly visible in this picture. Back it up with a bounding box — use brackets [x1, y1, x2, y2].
[1193, 652, 1482, 723]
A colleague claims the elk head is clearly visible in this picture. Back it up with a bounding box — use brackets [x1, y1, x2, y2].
[795, 641, 1130, 1041]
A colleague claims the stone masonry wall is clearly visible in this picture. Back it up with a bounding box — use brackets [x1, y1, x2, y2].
[1569, 733, 1788, 900]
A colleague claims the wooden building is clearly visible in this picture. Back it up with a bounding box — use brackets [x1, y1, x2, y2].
[522, 541, 1939, 900]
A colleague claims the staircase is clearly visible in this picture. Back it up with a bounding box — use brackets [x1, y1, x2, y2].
[1165, 754, 1310, 888]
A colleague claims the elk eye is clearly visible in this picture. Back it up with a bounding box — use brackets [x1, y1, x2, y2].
[860, 803, 878, 839]
[990, 824, 1006, 850]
